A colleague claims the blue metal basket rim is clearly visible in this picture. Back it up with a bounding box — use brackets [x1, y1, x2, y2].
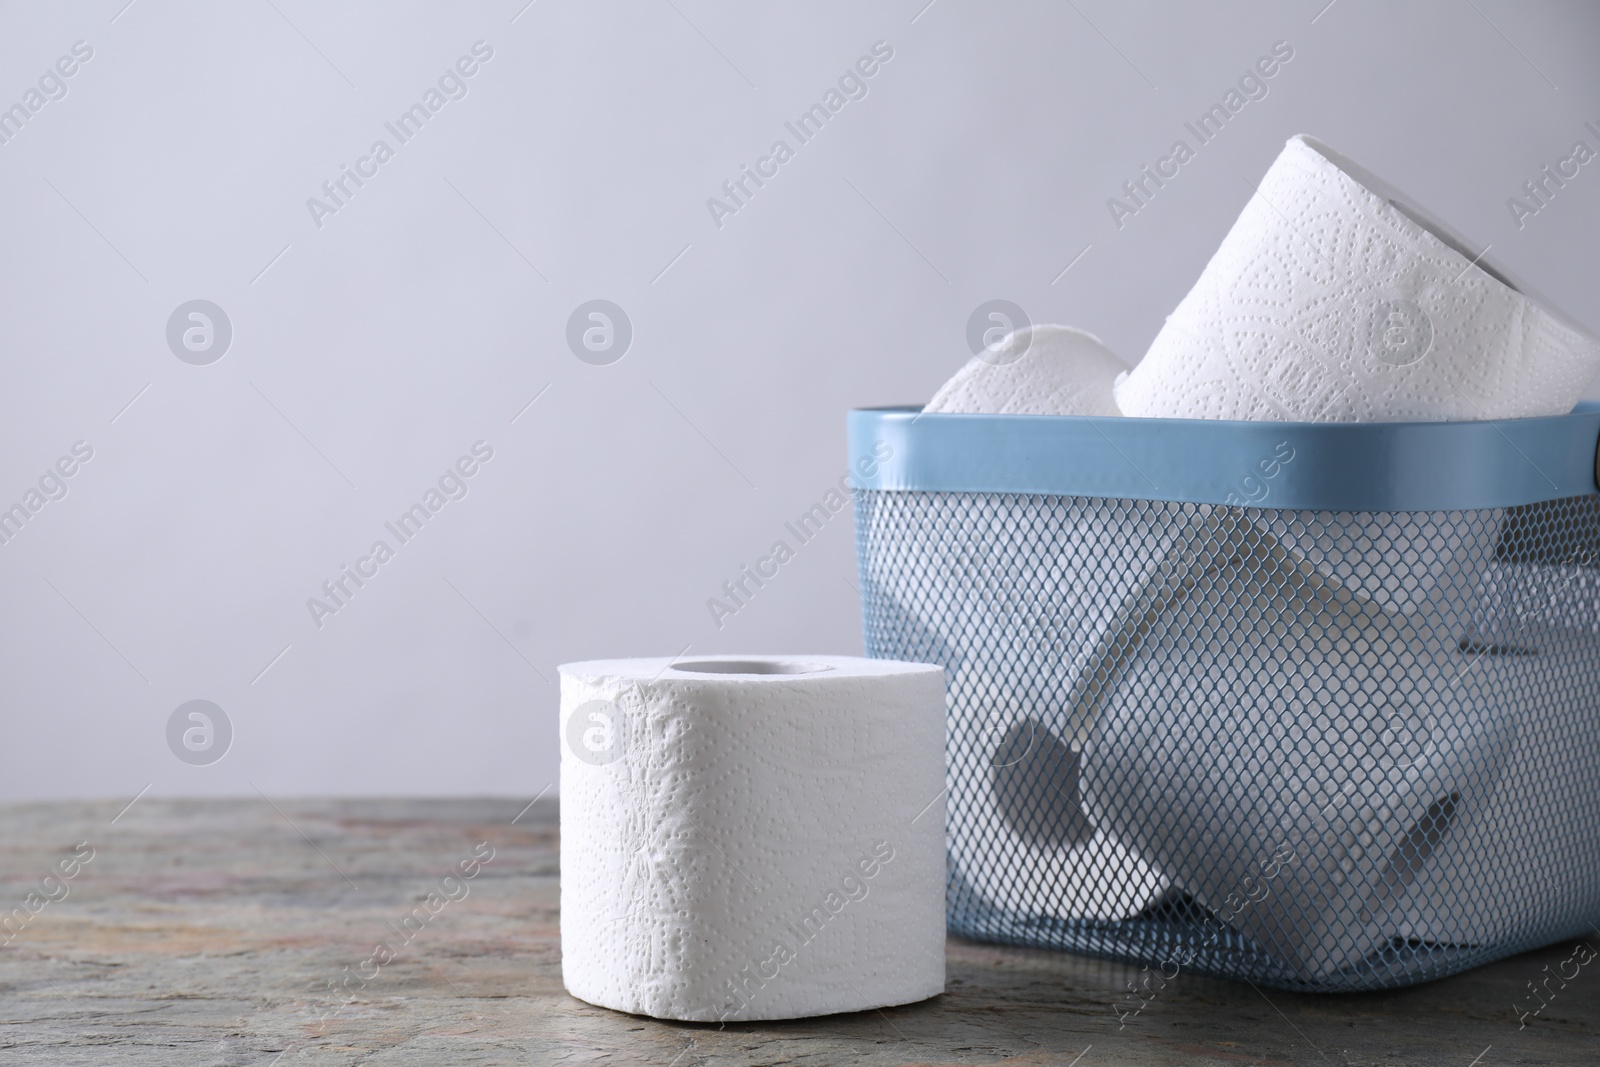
[848, 402, 1600, 511]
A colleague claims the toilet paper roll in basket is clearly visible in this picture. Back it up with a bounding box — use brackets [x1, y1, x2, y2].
[1386, 645, 1600, 949]
[897, 327, 1174, 922]
[1243, 509, 1541, 954]
[1079, 521, 1517, 978]
[559, 655, 946, 1022]
[881, 492, 1182, 923]
[1086, 132, 1594, 973]
[1391, 514, 1600, 947]
[1114, 134, 1600, 423]
[924, 324, 1126, 417]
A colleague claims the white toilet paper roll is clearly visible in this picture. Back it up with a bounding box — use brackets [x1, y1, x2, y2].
[1080, 533, 1516, 977]
[1242, 514, 1519, 958]
[1391, 658, 1600, 951]
[887, 496, 1202, 923]
[559, 655, 946, 1022]
[946, 665, 1167, 923]
[1115, 134, 1600, 422]
[913, 336, 1183, 922]
[926, 325, 1125, 417]
[1393, 559, 1600, 946]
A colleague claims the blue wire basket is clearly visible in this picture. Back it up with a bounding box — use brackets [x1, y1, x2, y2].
[850, 403, 1600, 992]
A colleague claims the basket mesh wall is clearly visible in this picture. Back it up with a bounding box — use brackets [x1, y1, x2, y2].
[854, 489, 1600, 991]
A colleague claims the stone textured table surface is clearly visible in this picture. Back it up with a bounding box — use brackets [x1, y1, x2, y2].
[0, 797, 1594, 1066]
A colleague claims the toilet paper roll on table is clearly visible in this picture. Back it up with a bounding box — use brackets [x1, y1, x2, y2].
[559, 655, 946, 1022]
[1115, 134, 1600, 423]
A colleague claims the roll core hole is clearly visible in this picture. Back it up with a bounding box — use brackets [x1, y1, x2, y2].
[993, 718, 1098, 851]
[670, 659, 832, 675]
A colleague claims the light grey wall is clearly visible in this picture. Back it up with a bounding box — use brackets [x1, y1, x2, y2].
[1, 0, 1596, 800]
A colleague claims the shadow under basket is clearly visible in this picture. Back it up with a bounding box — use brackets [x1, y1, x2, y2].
[849, 403, 1600, 992]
